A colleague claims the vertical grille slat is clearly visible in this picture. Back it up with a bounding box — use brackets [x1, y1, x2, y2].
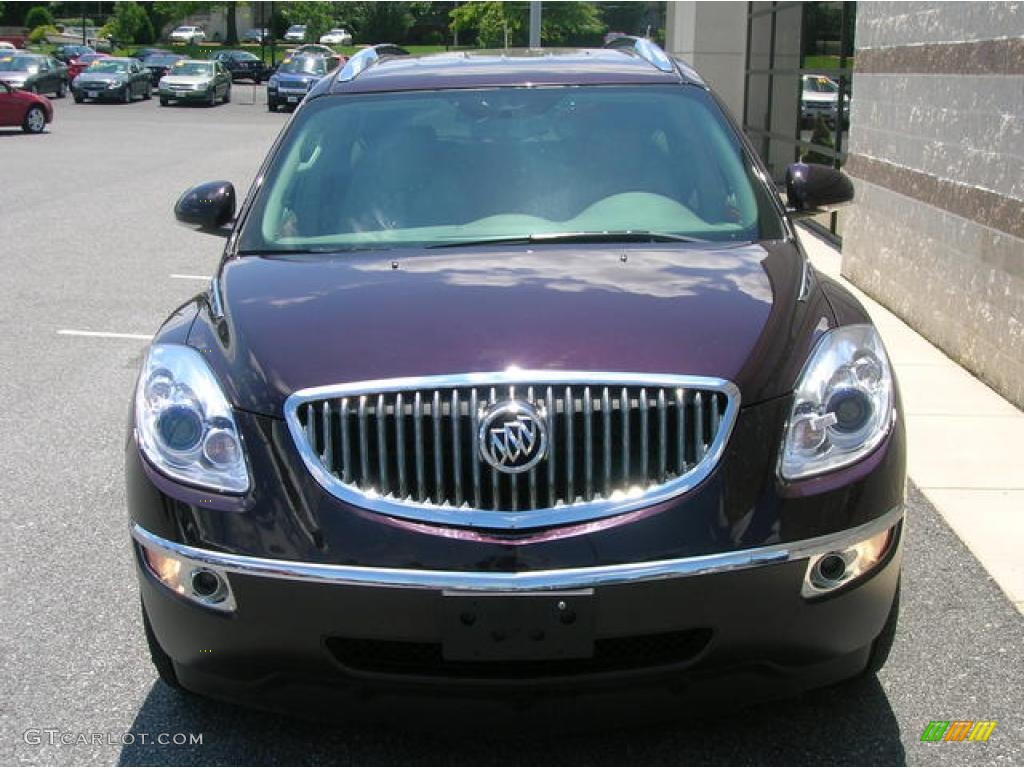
[395, 393, 407, 498]
[527, 386, 538, 509]
[470, 388, 482, 508]
[601, 387, 612, 497]
[676, 388, 686, 474]
[621, 387, 630, 483]
[639, 387, 649, 480]
[376, 393, 389, 496]
[293, 376, 733, 519]
[432, 390, 443, 504]
[413, 392, 425, 500]
[657, 389, 667, 483]
[546, 385, 556, 507]
[583, 386, 593, 502]
[451, 390, 462, 507]
[340, 397, 351, 483]
[564, 386, 575, 503]
[321, 401, 333, 469]
[694, 391, 705, 463]
[358, 395, 369, 487]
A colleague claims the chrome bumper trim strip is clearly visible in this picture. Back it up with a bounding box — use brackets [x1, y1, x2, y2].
[131, 506, 902, 593]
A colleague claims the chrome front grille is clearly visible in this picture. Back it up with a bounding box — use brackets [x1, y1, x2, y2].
[285, 372, 739, 530]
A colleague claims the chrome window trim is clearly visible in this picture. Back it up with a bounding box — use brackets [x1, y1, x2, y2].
[131, 506, 902, 595]
[283, 371, 742, 530]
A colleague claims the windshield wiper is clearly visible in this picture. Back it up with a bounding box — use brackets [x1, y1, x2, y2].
[427, 231, 702, 249]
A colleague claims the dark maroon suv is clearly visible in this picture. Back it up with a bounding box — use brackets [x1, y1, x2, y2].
[128, 39, 905, 712]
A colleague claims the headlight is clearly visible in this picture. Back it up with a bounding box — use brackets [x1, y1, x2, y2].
[135, 343, 250, 493]
[107, 80, 121, 89]
[267, 76, 278, 88]
[780, 324, 894, 480]
[158, 77, 167, 87]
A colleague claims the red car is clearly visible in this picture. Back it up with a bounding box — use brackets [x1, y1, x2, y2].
[68, 52, 110, 83]
[0, 81, 52, 133]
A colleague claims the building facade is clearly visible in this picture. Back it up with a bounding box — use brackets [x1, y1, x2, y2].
[667, 1, 1023, 408]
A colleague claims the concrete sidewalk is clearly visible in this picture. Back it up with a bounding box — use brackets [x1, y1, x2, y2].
[799, 227, 1024, 614]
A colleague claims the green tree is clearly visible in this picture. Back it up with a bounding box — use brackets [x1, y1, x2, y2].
[283, 1, 336, 43]
[347, 1, 415, 43]
[112, 1, 155, 44]
[25, 6, 54, 30]
[451, 1, 603, 48]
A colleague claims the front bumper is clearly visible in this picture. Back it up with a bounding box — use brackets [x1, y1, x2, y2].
[74, 83, 127, 99]
[159, 87, 210, 101]
[134, 507, 903, 709]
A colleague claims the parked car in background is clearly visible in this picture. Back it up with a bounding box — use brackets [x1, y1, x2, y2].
[169, 26, 206, 45]
[801, 74, 850, 126]
[139, 41, 902, 713]
[0, 80, 51, 132]
[141, 52, 186, 86]
[319, 28, 353, 45]
[289, 44, 339, 59]
[283, 24, 307, 43]
[208, 50, 270, 83]
[67, 52, 110, 82]
[72, 57, 151, 103]
[53, 44, 94, 63]
[242, 28, 271, 44]
[158, 59, 232, 106]
[266, 54, 339, 111]
[0, 54, 68, 97]
[136, 47, 173, 60]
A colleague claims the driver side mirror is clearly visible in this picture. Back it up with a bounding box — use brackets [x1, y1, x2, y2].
[785, 162, 854, 218]
[174, 181, 236, 235]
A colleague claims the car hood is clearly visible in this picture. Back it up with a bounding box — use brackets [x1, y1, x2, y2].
[189, 242, 831, 417]
[76, 71, 122, 83]
[161, 74, 208, 85]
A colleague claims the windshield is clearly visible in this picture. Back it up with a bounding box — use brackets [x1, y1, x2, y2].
[239, 86, 782, 253]
[89, 61, 129, 73]
[804, 76, 839, 94]
[145, 54, 180, 65]
[79, 54, 106, 64]
[173, 27, 195, 33]
[278, 57, 326, 75]
[171, 62, 213, 76]
[288, 25, 306, 32]
[0, 57, 38, 72]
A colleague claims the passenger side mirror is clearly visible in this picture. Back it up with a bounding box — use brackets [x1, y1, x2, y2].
[785, 162, 854, 218]
[174, 181, 236, 235]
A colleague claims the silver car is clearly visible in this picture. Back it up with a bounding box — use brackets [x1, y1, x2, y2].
[158, 59, 232, 106]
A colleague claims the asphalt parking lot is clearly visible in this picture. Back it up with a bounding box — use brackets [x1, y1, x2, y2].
[0, 86, 1021, 767]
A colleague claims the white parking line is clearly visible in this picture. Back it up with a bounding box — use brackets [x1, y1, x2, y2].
[58, 330, 152, 340]
[170, 274, 212, 281]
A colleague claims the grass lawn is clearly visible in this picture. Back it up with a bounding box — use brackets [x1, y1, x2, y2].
[803, 54, 854, 71]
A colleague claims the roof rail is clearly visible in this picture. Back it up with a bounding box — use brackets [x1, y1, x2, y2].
[604, 35, 675, 74]
[337, 43, 409, 83]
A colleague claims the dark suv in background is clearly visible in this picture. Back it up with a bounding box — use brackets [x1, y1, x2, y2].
[129, 39, 904, 715]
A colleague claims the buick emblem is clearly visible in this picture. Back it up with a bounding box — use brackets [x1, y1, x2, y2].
[478, 400, 548, 474]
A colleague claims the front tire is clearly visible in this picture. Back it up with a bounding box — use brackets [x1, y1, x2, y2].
[73, 93, 83, 104]
[159, 96, 169, 106]
[864, 581, 900, 675]
[22, 104, 46, 133]
[267, 99, 277, 112]
[141, 603, 184, 691]
[122, 84, 132, 104]
[223, 85, 231, 103]
[143, 83, 151, 100]
[56, 81, 66, 98]
[207, 87, 217, 107]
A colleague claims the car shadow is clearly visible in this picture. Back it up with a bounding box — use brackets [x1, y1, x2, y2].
[119, 673, 905, 765]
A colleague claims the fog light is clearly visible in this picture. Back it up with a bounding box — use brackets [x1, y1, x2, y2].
[139, 543, 236, 611]
[802, 526, 894, 597]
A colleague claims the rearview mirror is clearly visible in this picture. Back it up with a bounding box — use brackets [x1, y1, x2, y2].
[174, 181, 236, 234]
[785, 163, 854, 218]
